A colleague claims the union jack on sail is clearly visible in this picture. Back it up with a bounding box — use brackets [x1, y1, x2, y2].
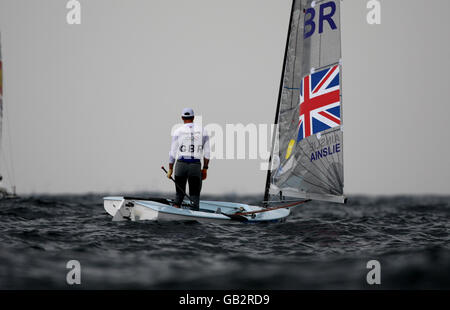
[297, 64, 341, 141]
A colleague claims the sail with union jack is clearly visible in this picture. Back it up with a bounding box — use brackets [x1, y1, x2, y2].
[298, 65, 340, 141]
[264, 0, 345, 204]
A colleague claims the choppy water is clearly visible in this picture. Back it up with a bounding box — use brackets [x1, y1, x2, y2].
[0, 194, 449, 289]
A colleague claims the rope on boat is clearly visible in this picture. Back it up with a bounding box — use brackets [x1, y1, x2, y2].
[234, 199, 311, 216]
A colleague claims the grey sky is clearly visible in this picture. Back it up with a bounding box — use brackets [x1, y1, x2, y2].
[0, 0, 449, 195]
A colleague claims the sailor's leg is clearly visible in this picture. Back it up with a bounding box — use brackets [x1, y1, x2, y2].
[174, 161, 188, 206]
[187, 162, 202, 211]
[188, 177, 201, 211]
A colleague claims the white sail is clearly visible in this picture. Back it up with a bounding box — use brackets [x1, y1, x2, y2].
[264, 0, 345, 204]
[0, 32, 16, 198]
[0, 32, 3, 151]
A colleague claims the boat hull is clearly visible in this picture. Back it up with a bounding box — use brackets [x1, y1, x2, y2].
[103, 197, 290, 223]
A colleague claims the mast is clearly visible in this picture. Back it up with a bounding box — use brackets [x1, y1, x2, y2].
[263, 0, 296, 204]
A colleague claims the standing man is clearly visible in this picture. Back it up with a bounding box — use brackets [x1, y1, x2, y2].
[167, 108, 210, 211]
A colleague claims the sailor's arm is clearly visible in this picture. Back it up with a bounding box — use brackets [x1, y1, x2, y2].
[202, 131, 210, 180]
[168, 133, 179, 178]
[203, 158, 209, 170]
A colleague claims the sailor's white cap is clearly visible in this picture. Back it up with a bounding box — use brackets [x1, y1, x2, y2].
[182, 108, 194, 117]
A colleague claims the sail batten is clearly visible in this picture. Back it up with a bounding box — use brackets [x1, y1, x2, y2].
[265, 0, 345, 204]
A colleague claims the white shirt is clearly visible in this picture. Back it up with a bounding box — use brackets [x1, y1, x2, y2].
[169, 123, 210, 164]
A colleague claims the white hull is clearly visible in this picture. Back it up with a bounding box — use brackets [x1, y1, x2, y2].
[103, 197, 290, 223]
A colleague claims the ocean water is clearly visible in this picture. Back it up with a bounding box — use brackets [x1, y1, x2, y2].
[0, 194, 448, 289]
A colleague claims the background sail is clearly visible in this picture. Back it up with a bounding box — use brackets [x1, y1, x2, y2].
[266, 0, 344, 204]
[0, 32, 3, 152]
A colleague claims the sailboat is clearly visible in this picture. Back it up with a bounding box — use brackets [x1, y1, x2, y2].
[104, 0, 345, 222]
[0, 32, 17, 200]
